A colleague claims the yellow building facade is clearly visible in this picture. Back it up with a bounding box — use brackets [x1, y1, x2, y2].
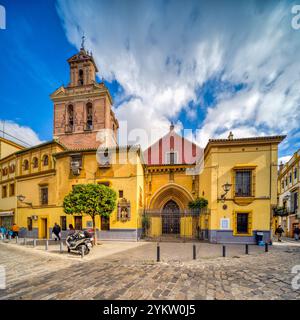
[0, 47, 285, 243]
[277, 149, 300, 237]
[0, 137, 24, 228]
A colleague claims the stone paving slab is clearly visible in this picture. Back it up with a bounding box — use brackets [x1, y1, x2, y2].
[0, 241, 300, 300]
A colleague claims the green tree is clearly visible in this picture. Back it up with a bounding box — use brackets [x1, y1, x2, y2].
[188, 197, 208, 213]
[63, 184, 117, 245]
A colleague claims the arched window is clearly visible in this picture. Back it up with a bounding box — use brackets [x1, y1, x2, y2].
[42, 155, 49, 166]
[23, 160, 29, 171]
[66, 104, 74, 133]
[9, 164, 15, 173]
[32, 157, 38, 169]
[2, 167, 8, 176]
[78, 69, 84, 85]
[86, 102, 93, 130]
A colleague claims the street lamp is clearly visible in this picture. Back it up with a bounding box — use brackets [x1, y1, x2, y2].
[17, 195, 32, 207]
[221, 182, 232, 203]
[17, 194, 25, 202]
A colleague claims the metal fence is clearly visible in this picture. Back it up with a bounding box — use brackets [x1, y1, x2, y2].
[141, 208, 210, 242]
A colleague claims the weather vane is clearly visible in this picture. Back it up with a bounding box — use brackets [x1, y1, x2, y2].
[81, 34, 85, 50]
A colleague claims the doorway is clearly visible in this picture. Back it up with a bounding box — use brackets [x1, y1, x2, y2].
[101, 215, 110, 231]
[162, 200, 180, 234]
[41, 218, 48, 239]
[74, 216, 82, 230]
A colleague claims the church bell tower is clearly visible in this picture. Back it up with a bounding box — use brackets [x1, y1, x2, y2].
[50, 37, 119, 150]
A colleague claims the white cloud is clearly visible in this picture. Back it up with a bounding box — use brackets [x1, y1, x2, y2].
[0, 120, 43, 147]
[278, 155, 292, 165]
[56, 0, 300, 151]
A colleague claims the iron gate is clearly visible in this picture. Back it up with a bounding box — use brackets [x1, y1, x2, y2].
[141, 208, 210, 241]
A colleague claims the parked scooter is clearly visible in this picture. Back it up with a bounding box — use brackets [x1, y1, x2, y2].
[66, 230, 93, 255]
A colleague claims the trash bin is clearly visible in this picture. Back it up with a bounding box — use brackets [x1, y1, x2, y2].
[255, 231, 264, 245]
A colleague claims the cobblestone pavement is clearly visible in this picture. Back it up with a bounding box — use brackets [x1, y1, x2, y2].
[0, 242, 300, 300]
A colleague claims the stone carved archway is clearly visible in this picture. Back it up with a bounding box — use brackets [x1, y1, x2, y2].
[149, 183, 194, 211]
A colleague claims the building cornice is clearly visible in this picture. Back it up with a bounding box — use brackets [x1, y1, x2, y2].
[204, 135, 286, 159]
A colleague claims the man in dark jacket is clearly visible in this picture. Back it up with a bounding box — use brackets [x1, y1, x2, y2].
[275, 225, 284, 242]
[52, 223, 61, 241]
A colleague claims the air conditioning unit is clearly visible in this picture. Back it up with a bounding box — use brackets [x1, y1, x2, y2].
[71, 160, 81, 176]
[31, 215, 38, 221]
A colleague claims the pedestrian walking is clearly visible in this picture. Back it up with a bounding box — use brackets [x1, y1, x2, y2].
[52, 223, 61, 241]
[275, 225, 284, 242]
[11, 223, 19, 238]
[0, 225, 5, 240]
[294, 225, 300, 241]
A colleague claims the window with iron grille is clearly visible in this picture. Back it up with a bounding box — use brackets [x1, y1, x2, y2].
[236, 213, 249, 234]
[235, 170, 252, 197]
[40, 186, 48, 205]
[294, 168, 298, 180]
[119, 190, 124, 198]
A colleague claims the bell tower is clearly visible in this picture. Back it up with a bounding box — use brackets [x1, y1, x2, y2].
[50, 39, 119, 150]
[68, 36, 98, 87]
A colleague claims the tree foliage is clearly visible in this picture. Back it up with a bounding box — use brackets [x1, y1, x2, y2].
[188, 197, 208, 211]
[64, 184, 117, 217]
[63, 184, 117, 243]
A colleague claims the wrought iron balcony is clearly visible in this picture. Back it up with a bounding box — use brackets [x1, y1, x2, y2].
[273, 207, 292, 216]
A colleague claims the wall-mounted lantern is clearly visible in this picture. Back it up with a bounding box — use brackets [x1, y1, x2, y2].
[17, 194, 33, 207]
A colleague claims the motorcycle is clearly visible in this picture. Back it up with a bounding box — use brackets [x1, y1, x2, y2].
[66, 230, 93, 255]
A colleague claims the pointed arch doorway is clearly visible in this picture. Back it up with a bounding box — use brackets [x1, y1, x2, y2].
[162, 200, 180, 235]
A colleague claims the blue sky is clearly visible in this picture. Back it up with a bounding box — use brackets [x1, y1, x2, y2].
[0, 0, 300, 162]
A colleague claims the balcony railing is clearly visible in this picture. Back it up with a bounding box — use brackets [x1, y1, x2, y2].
[273, 207, 296, 216]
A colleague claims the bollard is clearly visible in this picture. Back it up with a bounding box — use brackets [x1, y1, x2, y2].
[222, 245, 226, 257]
[157, 243, 160, 262]
[16, 236, 18, 244]
[45, 240, 48, 251]
[60, 241, 63, 253]
[33, 239, 37, 247]
[245, 244, 249, 255]
[9, 235, 11, 241]
[265, 243, 268, 252]
[23, 238, 26, 245]
[193, 244, 196, 260]
[81, 245, 84, 258]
